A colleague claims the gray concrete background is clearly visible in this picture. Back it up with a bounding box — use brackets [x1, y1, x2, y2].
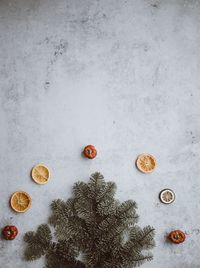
[0, 0, 200, 267]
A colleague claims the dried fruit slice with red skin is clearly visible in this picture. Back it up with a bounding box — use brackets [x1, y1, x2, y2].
[2, 225, 18, 240]
[168, 230, 186, 244]
[83, 145, 97, 159]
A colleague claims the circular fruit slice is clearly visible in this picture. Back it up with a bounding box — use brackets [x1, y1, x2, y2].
[136, 154, 157, 173]
[168, 230, 186, 244]
[159, 189, 175, 204]
[10, 191, 32, 213]
[31, 164, 50, 184]
[83, 145, 97, 159]
[2, 225, 18, 240]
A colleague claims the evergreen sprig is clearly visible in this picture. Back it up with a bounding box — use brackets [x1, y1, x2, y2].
[24, 172, 155, 267]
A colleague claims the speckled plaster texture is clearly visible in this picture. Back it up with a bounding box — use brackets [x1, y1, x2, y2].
[0, 0, 200, 267]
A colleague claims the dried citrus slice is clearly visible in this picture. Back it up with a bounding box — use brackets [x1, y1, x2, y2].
[136, 154, 157, 173]
[10, 191, 32, 213]
[32, 164, 50, 184]
[159, 189, 175, 204]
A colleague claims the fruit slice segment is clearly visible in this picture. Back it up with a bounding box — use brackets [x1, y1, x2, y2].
[136, 154, 157, 173]
[159, 189, 175, 204]
[31, 164, 50, 184]
[10, 191, 32, 213]
[168, 230, 186, 244]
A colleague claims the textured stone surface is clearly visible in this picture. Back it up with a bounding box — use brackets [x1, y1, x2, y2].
[0, 0, 200, 267]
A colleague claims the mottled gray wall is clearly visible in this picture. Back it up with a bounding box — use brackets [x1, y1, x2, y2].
[0, 0, 200, 267]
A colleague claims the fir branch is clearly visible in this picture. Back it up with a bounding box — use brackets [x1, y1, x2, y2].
[24, 172, 155, 268]
[96, 181, 116, 203]
[24, 224, 52, 261]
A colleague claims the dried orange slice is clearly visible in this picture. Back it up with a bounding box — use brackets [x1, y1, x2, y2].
[136, 154, 157, 173]
[10, 191, 32, 213]
[31, 164, 50, 185]
[159, 189, 175, 204]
